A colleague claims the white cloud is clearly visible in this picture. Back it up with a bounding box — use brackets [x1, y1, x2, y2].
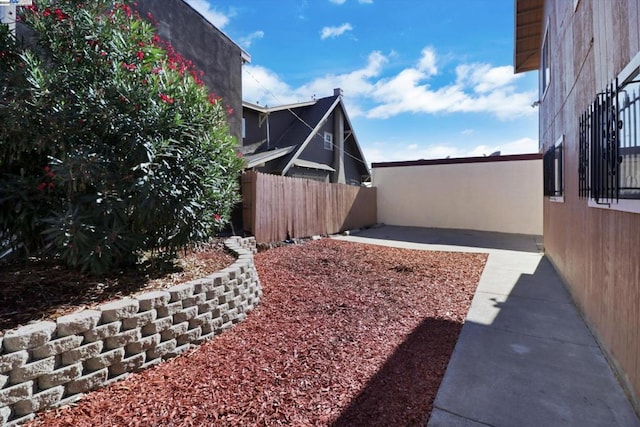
[184, 0, 231, 28]
[417, 47, 437, 77]
[320, 23, 353, 40]
[238, 31, 264, 48]
[359, 0, 374, 3]
[364, 137, 539, 165]
[456, 64, 521, 93]
[242, 46, 536, 121]
[329, 0, 347, 4]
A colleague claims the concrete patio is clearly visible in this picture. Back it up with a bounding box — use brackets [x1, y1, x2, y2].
[335, 225, 639, 427]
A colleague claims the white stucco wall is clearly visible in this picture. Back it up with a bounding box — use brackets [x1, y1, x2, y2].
[373, 157, 543, 235]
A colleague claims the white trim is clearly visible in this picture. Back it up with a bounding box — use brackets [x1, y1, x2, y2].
[540, 18, 551, 101]
[588, 199, 640, 214]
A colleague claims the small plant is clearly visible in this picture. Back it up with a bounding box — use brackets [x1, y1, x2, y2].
[0, 0, 244, 273]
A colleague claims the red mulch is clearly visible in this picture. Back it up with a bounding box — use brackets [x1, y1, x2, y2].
[0, 241, 234, 332]
[26, 239, 487, 426]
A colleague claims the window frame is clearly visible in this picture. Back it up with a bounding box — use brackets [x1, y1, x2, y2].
[323, 131, 333, 151]
[582, 51, 640, 214]
[540, 20, 551, 101]
[544, 135, 564, 202]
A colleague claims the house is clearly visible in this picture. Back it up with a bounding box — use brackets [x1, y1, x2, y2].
[241, 88, 371, 185]
[135, 0, 250, 143]
[515, 0, 640, 412]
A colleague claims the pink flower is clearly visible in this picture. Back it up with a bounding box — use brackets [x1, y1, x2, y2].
[136, 51, 144, 61]
[159, 93, 174, 104]
[121, 62, 136, 71]
[214, 214, 222, 221]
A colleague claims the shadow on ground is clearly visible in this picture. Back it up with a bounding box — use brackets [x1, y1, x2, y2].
[332, 317, 462, 427]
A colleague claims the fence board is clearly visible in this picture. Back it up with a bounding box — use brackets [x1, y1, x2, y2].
[241, 171, 376, 243]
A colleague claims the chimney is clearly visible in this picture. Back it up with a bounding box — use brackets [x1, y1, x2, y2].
[333, 88, 343, 97]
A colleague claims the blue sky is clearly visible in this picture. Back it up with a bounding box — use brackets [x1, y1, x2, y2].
[186, 0, 540, 164]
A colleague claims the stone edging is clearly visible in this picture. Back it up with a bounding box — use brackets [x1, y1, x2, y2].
[0, 237, 262, 426]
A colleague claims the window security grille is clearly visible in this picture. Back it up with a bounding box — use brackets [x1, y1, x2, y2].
[544, 142, 563, 197]
[578, 77, 640, 203]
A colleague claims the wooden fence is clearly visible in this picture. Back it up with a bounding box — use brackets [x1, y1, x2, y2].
[241, 171, 377, 243]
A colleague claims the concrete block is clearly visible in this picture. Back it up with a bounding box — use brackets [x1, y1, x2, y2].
[109, 353, 145, 376]
[220, 321, 233, 333]
[165, 343, 191, 359]
[56, 310, 102, 336]
[197, 299, 218, 315]
[210, 273, 229, 286]
[121, 309, 157, 330]
[32, 335, 83, 359]
[0, 351, 29, 373]
[49, 393, 82, 409]
[146, 339, 176, 360]
[104, 329, 141, 350]
[136, 291, 170, 312]
[221, 267, 241, 280]
[61, 341, 103, 365]
[212, 303, 229, 319]
[141, 317, 173, 336]
[177, 327, 201, 346]
[13, 385, 64, 416]
[0, 381, 33, 406]
[193, 332, 215, 345]
[223, 308, 239, 324]
[1, 406, 10, 425]
[206, 285, 226, 301]
[167, 283, 195, 302]
[235, 313, 247, 323]
[160, 322, 188, 341]
[99, 299, 139, 323]
[83, 321, 122, 343]
[9, 357, 55, 384]
[0, 373, 7, 388]
[85, 348, 125, 371]
[38, 363, 82, 389]
[5, 413, 35, 427]
[189, 312, 212, 329]
[140, 358, 163, 371]
[125, 334, 160, 355]
[156, 301, 183, 318]
[209, 317, 224, 334]
[3, 322, 56, 352]
[65, 368, 107, 395]
[181, 292, 207, 308]
[173, 306, 198, 323]
[190, 277, 215, 294]
[219, 291, 235, 304]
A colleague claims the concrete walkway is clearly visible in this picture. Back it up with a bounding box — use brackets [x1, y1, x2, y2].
[334, 225, 640, 427]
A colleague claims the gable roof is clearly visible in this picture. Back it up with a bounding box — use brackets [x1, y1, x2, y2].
[514, 0, 544, 73]
[242, 90, 370, 177]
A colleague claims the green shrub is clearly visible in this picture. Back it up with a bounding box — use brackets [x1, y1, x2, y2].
[0, 0, 244, 273]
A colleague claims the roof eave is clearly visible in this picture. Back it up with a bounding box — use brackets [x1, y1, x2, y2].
[514, 0, 544, 74]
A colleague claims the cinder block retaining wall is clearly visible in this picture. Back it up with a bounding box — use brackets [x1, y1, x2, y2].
[0, 237, 262, 426]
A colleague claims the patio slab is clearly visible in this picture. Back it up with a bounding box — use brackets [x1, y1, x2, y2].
[334, 225, 640, 427]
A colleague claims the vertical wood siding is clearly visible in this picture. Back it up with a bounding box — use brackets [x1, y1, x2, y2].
[540, 0, 640, 411]
[241, 171, 376, 243]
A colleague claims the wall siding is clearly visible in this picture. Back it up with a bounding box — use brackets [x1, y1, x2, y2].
[540, 0, 640, 411]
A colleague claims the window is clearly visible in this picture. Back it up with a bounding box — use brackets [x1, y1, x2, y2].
[540, 25, 551, 99]
[323, 132, 333, 151]
[544, 135, 564, 201]
[579, 52, 640, 212]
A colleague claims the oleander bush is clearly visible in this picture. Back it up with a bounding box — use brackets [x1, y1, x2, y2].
[0, 0, 244, 274]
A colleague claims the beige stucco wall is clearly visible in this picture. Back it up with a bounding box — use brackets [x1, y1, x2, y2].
[373, 158, 543, 235]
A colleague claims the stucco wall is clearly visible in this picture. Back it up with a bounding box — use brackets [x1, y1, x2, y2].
[373, 155, 543, 235]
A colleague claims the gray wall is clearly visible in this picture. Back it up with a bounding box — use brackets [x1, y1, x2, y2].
[136, 0, 245, 143]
